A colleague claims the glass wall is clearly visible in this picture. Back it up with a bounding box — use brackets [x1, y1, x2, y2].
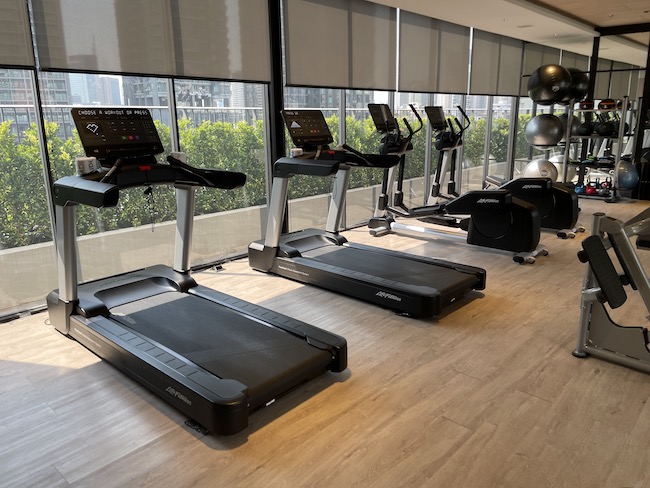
[284, 86, 340, 232]
[391, 93, 428, 211]
[38, 73, 269, 279]
[461, 94, 488, 193]
[345, 89, 393, 225]
[486, 97, 514, 183]
[174, 80, 267, 263]
[1, 5, 619, 320]
[0, 68, 56, 317]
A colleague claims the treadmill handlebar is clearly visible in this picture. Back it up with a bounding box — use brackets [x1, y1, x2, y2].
[53, 176, 120, 208]
[166, 155, 246, 190]
[275, 147, 399, 178]
[273, 157, 340, 178]
[53, 158, 246, 208]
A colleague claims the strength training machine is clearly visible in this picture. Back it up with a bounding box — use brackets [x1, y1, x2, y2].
[573, 209, 650, 373]
[248, 109, 486, 318]
[367, 104, 546, 264]
[47, 107, 347, 435]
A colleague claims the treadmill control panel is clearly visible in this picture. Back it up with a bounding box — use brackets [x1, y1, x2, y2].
[72, 107, 164, 165]
[424, 106, 448, 131]
[368, 103, 398, 132]
[282, 110, 334, 148]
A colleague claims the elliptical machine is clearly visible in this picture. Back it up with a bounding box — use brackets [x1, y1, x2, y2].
[368, 104, 546, 264]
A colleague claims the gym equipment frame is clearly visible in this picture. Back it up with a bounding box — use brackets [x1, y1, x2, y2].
[573, 211, 650, 373]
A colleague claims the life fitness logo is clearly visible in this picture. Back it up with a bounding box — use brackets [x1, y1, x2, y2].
[166, 386, 192, 405]
[376, 291, 402, 302]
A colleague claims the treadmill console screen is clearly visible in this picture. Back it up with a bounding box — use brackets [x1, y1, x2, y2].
[368, 103, 398, 132]
[424, 106, 448, 131]
[282, 110, 334, 148]
[72, 107, 164, 165]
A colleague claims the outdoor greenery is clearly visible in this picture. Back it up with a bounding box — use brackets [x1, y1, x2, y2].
[0, 113, 527, 250]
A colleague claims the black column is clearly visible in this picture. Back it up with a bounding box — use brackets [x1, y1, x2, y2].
[268, 0, 285, 164]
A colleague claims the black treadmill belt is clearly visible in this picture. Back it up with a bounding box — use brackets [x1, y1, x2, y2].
[303, 245, 478, 298]
[110, 292, 331, 407]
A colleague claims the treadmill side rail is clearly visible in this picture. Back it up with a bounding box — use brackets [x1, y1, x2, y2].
[70, 314, 250, 436]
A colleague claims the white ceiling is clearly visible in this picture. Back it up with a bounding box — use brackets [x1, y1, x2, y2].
[368, 0, 649, 67]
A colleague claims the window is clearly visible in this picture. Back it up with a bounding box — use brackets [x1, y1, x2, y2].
[284, 86, 341, 232]
[0, 68, 55, 316]
[175, 79, 267, 263]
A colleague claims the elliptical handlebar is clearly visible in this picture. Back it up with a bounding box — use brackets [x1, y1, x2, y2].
[402, 103, 424, 141]
[455, 105, 471, 134]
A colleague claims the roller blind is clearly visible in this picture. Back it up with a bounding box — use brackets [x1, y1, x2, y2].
[0, 0, 35, 67]
[609, 62, 633, 98]
[30, 0, 271, 82]
[284, 0, 396, 90]
[560, 51, 590, 72]
[171, 0, 270, 81]
[593, 58, 613, 99]
[470, 30, 523, 96]
[521, 43, 561, 96]
[629, 66, 640, 99]
[399, 10, 470, 93]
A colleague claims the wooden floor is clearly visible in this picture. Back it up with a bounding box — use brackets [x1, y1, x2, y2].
[2, 197, 650, 487]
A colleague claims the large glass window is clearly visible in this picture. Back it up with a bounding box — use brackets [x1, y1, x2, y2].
[40, 73, 176, 284]
[174, 80, 267, 263]
[0, 68, 55, 317]
[284, 86, 340, 231]
[486, 97, 514, 183]
[427, 93, 465, 197]
[39, 73, 268, 288]
[344, 89, 395, 225]
[515, 97, 536, 177]
[461, 94, 488, 193]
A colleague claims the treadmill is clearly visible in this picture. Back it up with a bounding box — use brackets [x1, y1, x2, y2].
[46, 107, 346, 435]
[248, 110, 486, 318]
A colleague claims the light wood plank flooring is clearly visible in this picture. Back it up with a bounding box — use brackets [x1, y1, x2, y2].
[2, 197, 650, 487]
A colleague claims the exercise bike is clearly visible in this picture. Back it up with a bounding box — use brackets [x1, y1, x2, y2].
[367, 104, 546, 264]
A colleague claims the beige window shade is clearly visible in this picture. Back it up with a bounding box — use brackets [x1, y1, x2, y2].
[0, 0, 35, 66]
[31, 0, 271, 82]
[399, 10, 470, 94]
[470, 30, 523, 96]
[284, 0, 396, 90]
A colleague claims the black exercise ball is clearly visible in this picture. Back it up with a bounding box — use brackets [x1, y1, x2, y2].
[527, 65, 572, 105]
[595, 120, 616, 136]
[576, 122, 594, 136]
[525, 114, 564, 147]
[564, 68, 589, 102]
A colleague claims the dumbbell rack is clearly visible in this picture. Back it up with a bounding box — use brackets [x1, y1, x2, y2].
[560, 96, 631, 202]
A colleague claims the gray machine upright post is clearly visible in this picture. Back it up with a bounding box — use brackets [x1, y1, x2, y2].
[263, 176, 289, 248]
[174, 186, 196, 273]
[326, 165, 350, 233]
[55, 204, 79, 305]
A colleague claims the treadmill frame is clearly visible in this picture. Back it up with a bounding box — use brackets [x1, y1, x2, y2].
[249, 156, 486, 318]
[47, 167, 346, 435]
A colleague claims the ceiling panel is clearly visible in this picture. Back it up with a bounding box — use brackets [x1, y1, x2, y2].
[367, 0, 648, 66]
